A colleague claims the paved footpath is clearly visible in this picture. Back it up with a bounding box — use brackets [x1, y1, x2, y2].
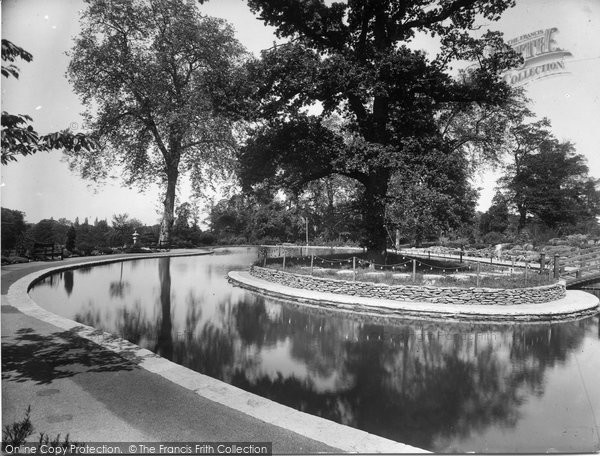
[2, 252, 426, 454]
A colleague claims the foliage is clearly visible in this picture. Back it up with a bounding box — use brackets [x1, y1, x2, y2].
[65, 225, 77, 251]
[209, 181, 363, 246]
[386, 148, 478, 246]
[2, 406, 76, 451]
[1, 207, 27, 252]
[2, 406, 33, 449]
[1, 256, 29, 265]
[293, 174, 363, 244]
[210, 195, 301, 244]
[501, 139, 600, 234]
[479, 192, 510, 235]
[67, 0, 249, 244]
[36, 432, 76, 452]
[111, 213, 143, 247]
[27, 219, 68, 246]
[239, 0, 521, 253]
[1, 39, 96, 165]
[482, 231, 507, 245]
[1, 39, 32, 78]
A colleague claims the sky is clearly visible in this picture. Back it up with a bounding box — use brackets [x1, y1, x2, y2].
[1, 0, 599, 225]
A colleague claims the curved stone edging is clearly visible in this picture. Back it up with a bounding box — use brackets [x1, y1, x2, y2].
[250, 266, 566, 306]
[230, 270, 600, 323]
[3, 252, 426, 454]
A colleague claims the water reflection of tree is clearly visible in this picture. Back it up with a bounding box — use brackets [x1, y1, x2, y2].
[170, 295, 251, 381]
[223, 303, 595, 451]
[74, 300, 153, 347]
[67, 260, 597, 452]
[74, 302, 103, 328]
[115, 301, 153, 345]
[155, 257, 173, 359]
[62, 270, 74, 296]
[109, 262, 130, 298]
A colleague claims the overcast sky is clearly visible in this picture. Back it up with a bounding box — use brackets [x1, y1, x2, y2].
[1, 0, 599, 225]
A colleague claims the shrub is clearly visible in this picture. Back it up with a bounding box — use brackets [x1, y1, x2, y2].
[197, 232, 216, 245]
[75, 242, 95, 256]
[254, 236, 280, 245]
[228, 236, 247, 245]
[443, 238, 470, 249]
[1, 256, 29, 265]
[565, 234, 588, 246]
[2, 406, 33, 449]
[124, 246, 148, 253]
[2, 406, 77, 452]
[482, 231, 506, 245]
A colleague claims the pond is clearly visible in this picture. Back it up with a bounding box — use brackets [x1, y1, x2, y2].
[29, 247, 600, 453]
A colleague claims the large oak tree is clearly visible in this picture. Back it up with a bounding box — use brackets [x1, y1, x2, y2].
[238, 0, 521, 254]
[68, 0, 248, 244]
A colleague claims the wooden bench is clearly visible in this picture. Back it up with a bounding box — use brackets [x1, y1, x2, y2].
[149, 241, 170, 251]
[31, 242, 62, 261]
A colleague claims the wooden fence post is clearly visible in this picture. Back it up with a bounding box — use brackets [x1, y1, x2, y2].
[553, 254, 560, 279]
[310, 254, 314, 276]
[353, 256, 356, 281]
[412, 259, 416, 281]
[476, 262, 480, 287]
[283, 249, 286, 271]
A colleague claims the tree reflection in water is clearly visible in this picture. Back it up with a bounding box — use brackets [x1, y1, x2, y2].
[58, 257, 599, 452]
[155, 257, 173, 359]
[63, 270, 74, 296]
[109, 262, 130, 299]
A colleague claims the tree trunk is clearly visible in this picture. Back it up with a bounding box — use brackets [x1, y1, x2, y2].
[159, 167, 179, 245]
[362, 173, 389, 256]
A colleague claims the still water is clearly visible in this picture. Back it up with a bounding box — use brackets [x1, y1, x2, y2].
[29, 247, 600, 453]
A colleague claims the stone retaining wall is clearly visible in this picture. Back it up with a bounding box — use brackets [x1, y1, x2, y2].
[249, 266, 566, 305]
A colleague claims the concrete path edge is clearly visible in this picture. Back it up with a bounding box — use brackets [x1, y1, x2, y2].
[4, 253, 427, 454]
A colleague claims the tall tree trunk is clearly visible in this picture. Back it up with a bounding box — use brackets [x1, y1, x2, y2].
[363, 172, 389, 256]
[159, 166, 179, 245]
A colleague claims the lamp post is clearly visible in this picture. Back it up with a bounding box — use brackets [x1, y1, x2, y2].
[305, 216, 309, 247]
[299, 215, 309, 248]
[132, 230, 140, 246]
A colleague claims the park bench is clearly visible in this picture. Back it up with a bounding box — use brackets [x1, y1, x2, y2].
[31, 242, 62, 261]
[149, 240, 170, 251]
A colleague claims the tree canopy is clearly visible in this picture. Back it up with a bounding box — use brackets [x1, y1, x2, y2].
[238, 0, 521, 253]
[67, 0, 248, 243]
[1, 39, 96, 165]
[501, 139, 600, 233]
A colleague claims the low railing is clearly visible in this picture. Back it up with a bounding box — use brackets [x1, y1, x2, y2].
[551, 246, 600, 284]
[256, 245, 556, 287]
[257, 244, 600, 286]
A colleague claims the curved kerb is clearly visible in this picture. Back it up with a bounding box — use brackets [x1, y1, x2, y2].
[228, 271, 600, 324]
[4, 253, 427, 454]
